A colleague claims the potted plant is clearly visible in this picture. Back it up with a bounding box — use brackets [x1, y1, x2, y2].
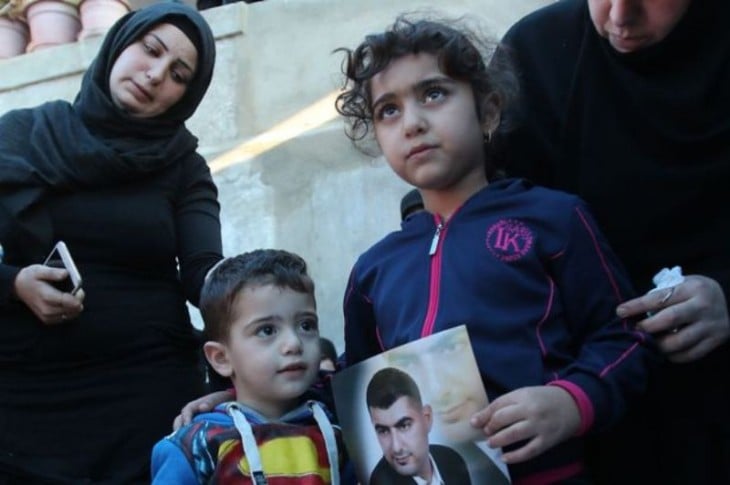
[0, 0, 29, 59]
[77, 0, 129, 40]
[17, 0, 81, 52]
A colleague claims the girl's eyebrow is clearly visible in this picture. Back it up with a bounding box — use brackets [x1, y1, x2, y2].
[416, 76, 455, 89]
[147, 32, 195, 74]
[371, 75, 455, 110]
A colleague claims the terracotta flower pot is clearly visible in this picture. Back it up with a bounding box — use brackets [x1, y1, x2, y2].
[0, 16, 29, 58]
[23, 0, 81, 52]
[77, 0, 129, 41]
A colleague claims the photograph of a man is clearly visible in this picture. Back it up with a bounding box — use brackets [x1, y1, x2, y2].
[366, 367, 470, 485]
[385, 325, 485, 443]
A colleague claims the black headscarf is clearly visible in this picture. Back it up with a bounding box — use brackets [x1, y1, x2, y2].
[0, 3, 216, 263]
[498, 0, 730, 294]
[497, 0, 730, 419]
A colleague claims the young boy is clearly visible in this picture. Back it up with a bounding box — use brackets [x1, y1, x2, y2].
[151, 249, 343, 484]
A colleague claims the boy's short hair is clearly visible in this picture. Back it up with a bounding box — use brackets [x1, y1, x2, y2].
[366, 367, 423, 411]
[400, 188, 424, 221]
[320, 337, 338, 364]
[200, 249, 315, 342]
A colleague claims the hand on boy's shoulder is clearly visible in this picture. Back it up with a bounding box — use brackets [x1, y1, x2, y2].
[172, 389, 236, 431]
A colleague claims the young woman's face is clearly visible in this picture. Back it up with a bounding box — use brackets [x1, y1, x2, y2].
[108, 23, 198, 118]
[588, 0, 692, 53]
[369, 53, 487, 196]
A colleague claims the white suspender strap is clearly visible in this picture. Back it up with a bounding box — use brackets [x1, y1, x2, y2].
[310, 401, 340, 485]
[228, 403, 267, 485]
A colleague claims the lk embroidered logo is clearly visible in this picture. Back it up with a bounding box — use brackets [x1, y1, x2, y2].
[486, 219, 533, 262]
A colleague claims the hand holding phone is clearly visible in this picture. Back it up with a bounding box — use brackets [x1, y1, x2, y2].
[44, 241, 83, 295]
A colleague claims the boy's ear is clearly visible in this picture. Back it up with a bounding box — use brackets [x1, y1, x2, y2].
[480, 93, 502, 138]
[203, 341, 234, 377]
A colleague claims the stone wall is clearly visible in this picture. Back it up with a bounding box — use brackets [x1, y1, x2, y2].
[0, 0, 550, 352]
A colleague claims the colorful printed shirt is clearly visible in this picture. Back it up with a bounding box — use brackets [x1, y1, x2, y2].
[152, 400, 343, 484]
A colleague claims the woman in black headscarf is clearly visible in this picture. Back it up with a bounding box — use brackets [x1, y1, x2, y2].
[0, 3, 221, 482]
[495, 1, 730, 483]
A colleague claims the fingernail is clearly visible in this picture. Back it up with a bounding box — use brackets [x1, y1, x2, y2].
[616, 306, 626, 317]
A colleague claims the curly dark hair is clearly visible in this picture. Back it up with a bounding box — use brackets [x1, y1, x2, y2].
[335, 15, 516, 152]
[200, 249, 315, 342]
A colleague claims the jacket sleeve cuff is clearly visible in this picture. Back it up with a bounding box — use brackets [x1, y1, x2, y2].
[548, 379, 594, 436]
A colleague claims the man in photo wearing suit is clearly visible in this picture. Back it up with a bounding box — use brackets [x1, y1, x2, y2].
[366, 367, 471, 485]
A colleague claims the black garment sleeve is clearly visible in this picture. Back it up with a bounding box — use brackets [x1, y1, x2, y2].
[492, 0, 587, 190]
[0, 263, 21, 305]
[175, 153, 223, 307]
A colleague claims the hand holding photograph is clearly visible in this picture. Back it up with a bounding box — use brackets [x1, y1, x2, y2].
[333, 326, 511, 484]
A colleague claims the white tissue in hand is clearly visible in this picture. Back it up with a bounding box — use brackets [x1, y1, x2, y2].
[650, 266, 685, 292]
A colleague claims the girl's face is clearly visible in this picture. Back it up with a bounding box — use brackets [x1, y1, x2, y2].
[108, 23, 198, 118]
[369, 53, 488, 200]
[588, 0, 692, 53]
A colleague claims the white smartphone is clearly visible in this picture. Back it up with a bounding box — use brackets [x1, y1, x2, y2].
[44, 241, 83, 295]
